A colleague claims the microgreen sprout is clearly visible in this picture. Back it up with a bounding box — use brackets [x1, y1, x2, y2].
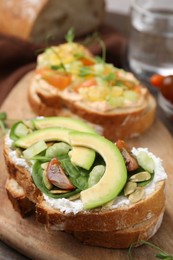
[82, 32, 106, 63]
[128, 240, 173, 260]
[49, 47, 67, 72]
[78, 66, 92, 77]
[65, 27, 75, 43]
[0, 112, 8, 136]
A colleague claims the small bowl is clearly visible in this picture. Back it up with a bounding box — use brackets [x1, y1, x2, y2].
[158, 92, 173, 118]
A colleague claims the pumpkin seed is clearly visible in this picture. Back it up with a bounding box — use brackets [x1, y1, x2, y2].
[41, 162, 49, 170]
[129, 171, 151, 182]
[124, 181, 137, 196]
[128, 187, 145, 203]
[50, 189, 69, 194]
[102, 199, 115, 209]
[42, 170, 53, 190]
[68, 193, 81, 201]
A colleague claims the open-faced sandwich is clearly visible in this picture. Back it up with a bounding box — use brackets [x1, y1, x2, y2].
[4, 116, 167, 248]
[28, 38, 156, 141]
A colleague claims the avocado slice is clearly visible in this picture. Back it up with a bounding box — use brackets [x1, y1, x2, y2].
[31, 117, 96, 170]
[69, 132, 127, 210]
[14, 127, 96, 170]
[32, 117, 96, 134]
[15, 127, 71, 148]
[69, 146, 95, 170]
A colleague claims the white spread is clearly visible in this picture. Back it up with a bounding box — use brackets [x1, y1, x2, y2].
[6, 135, 167, 214]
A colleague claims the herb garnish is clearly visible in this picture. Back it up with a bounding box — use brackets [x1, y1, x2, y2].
[73, 53, 85, 59]
[82, 32, 106, 63]
[78, 66, 92, 77]
[128, 240, 173, 260]
[49, 47, 67, 73]
[102, 72, 116, 82]
[0, 112, 8, 136]
[65, 27, 75, 43]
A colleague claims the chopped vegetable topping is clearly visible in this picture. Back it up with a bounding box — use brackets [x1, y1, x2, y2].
[36, 37, 144, 110]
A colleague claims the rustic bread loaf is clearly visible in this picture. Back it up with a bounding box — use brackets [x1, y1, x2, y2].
[0, 0, 105, 43]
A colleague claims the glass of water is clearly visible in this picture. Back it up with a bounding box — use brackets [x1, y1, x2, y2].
[128, 0, 173, 82]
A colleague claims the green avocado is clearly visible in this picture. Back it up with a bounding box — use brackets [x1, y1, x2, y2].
[15, 127, 71, 148]
[69, 146, 95, 170]
[14, 127, 96, 170]
[69, 131, 127, 210]
[32, 117, 96, 134]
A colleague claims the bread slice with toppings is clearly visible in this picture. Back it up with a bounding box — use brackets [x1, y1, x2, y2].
[3, 117, 167, 248]
[28, 42, 156, 141]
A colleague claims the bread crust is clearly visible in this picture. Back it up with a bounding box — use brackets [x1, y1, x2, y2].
[5, 178, 35, 217]
[36, 181, 165, 232]
[70, 210, 164, 248]
[3, 139, 43, 204]
[28, 76, 156, 141]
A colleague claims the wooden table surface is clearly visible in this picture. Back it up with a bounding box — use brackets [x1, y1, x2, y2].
[0, 11, 173, 260]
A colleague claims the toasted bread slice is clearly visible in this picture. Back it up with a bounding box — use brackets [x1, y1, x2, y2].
[3, 137, 165, 232]
[3, 117, 167, 249]
[28, 77, 156, 141]
[28, 42, 156, 141]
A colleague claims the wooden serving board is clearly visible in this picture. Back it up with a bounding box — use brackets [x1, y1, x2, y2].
[0, 72, 173, 259]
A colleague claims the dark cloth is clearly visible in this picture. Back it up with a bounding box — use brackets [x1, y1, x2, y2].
[0, 25, 127, 105]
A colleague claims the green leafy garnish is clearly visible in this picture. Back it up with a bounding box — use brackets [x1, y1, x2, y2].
[78, 66, 92, 77]
[82, 32, 106, 63]
[102, 72, 116, 82]
[65, 27, 75, 43]
[128, 240, 173, 260]
[50, 64, 66, 71]
[73, 53, 85, 59]
[0, 112, 8, 136]
[49, 47, 67, 72]
[32, 160, 80, 199]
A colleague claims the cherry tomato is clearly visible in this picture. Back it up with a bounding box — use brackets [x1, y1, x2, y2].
[81, 57, 95, 66]
[150, 74, 164, 88]
[36, 68, 71, 90]
[161, 75, 173, 103]
[46, 158, 75, 190]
